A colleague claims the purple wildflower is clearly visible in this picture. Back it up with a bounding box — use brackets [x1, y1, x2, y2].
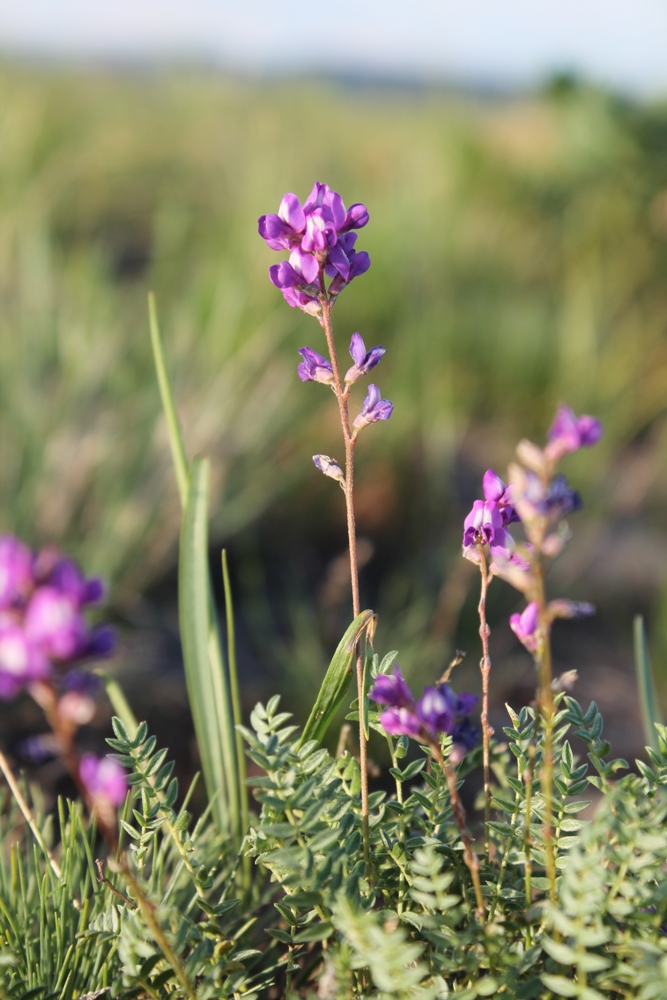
[352, 384, 394, 432]
[462, 500, 515, 564]
[258, 193, 306, 251]
[0, 624, 49, 700]
[0, 535, 33, 609]
[510, 602, 539, 653]
[482, 469, 520, 525]
[24, 588, 87, 661]
[79, 754, 127, 807]
[345, 333, 385, 384]
[416, 686, 454, 738]
[450, 717, 480, 764]
[380, 706, 423, 737]
[546, 405, 603, 463]
[327, 233, 371, 295]
[369, 667, 414, 708]
[297, 347, 334, 385]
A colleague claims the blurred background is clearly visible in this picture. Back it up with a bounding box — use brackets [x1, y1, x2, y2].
[3, 0, 667, 786]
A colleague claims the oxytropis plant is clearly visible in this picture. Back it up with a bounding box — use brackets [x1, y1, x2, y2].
[460, 405, 601, 902]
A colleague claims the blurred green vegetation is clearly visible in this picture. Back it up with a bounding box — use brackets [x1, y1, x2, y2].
[3, 61, 667, 717]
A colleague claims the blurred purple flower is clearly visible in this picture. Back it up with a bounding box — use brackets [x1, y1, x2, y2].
[297, 347, 334, 385]
[80, 754, 127, 807]
[0, 624, 49, 700]
[510, 602, 539, 653]
[345, 333, 385, 383]
[352, 384, 393, 431]
[0, 535, 33, 609]
[369, 667, 414, 708]
[24, 588, 87, 661]
[546, 405, 603, 463]
[416, 686, 454, 738]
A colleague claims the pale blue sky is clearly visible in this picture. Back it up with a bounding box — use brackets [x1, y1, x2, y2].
[1, 0, 665, 96]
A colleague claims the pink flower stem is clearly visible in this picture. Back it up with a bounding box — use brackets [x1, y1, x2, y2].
[476, 544, 493, 856]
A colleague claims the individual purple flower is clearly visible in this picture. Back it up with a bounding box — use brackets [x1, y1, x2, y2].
[345, 333, 385, 384]
[545, 475, 581, 519]
[281, 286, 321, 316]
[258, 193, 307, 251]
[463, 500, 503, 548]
[0, 624, 49, 700]
[327, 233, 371, 294]
[482, 469, 520, 525]
[369, 667, 414, 708]
[450, 718, 480, 764]
[416, 686, 454, 738]
[297, 347, 334, 385]
[80, 754, 127, 807]
[352, 384, 393, 432]
[510, 602, 539, 653]
[45, 558, 104, 606]
[24, 588, 87, 661]
[380, 706, 423, 738]
[0, 535, 33, 609]
[545, 405, 603, 463]
[269, 247, 320, 290]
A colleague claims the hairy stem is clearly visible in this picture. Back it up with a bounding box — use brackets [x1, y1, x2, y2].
[319, 289, 370, 873]
[431, 743, 485, 920]
[476, 546, 493, 856]
[532, 558, 557, 906]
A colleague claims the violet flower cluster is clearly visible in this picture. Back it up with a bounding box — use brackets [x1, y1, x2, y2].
[369, 666, 479, 763]
[0, 536, 114, 700]
[258, 182, 370, 315]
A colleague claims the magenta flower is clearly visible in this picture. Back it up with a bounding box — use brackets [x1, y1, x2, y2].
[546, 405, 603, 463]
[353, 384, 394, 431]
[482, 469, 520, 525]
[510, 602, 539, 653]
[0, 535, 33, 609]
[0, 624, 49, 700]
[258, 193, 306, 251]
[369, 667, 413, 708]
[381, 706, 423, 737]
[345, 333, 385, 384]
[297, 347, 334, 384]
[80, 754, 127, 807]
[24, 588, 87, 661]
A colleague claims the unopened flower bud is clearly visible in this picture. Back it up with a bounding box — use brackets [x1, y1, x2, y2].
[313, 455, 344, 483]
[516, 440, 547, 475]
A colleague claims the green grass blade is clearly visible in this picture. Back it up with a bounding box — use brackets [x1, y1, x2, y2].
[634, 614, 662, 752]
[300, 610, 376, 747]
[222, 550, 249, 851]
[148, 292, 189, 508]
[179, 458, 234, 834]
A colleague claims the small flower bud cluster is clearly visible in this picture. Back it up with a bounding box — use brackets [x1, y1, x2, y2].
[0, 536, 114, 700]
[369, 666, 479, 762]
[258, 182, 370, 315]
[462, 405, 602, 654]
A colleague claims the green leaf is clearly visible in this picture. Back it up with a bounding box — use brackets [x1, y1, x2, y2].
[475, 977, 499, 996]
[300, 610, 376, 746]
[148, 292, 189, 508]
[540, 974, 579, 997]
[634, 614, 662, 753]
[293, 921, 334, 943]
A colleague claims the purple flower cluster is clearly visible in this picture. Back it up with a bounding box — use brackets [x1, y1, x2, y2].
[0, 536, 114, 700]
[462, 469, 519, 564]
[369, 667, 479, 761]
[258, 182, 370, 313]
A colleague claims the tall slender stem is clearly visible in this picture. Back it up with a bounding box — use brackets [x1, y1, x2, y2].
[0, 750, 61, 879]
[476, 546, 493, 856]
[431, 743, 485, 920]
[532, 557, 557, 905]
[319, 290, 370, 872]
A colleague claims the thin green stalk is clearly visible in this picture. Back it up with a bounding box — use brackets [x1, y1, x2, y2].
[222, 548, 250, 886]
[318, 287, 370, 874]
[0, 751, 61, 880]
[533, 560, 557, 906]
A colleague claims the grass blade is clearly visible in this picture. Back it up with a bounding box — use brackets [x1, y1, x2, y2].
[148, 292, 189, 508]
[634, 614, 662, 752]
[222, 551, 250, 859]
[300, 610, 376, 747]
[179, 458, 235, 834]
